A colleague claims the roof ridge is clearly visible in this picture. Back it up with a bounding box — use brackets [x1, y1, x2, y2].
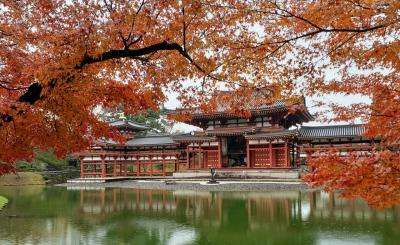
[132, 134, 172, 138]
[301, 124, 365, 128]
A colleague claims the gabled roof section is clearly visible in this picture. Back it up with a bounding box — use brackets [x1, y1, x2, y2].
[109, 119, 149, 131]
[299, 124, 366, 139]
[168, 92, 313, 124]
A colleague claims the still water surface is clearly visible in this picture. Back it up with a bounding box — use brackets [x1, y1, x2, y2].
[0, 186, 399, 245]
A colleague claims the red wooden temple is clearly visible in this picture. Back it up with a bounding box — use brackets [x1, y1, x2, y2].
[78, 97, 378, 178]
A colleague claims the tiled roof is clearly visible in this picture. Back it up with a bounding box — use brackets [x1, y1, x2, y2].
[244, 124, 367, 140]
[299, 124, 365, 139]
[245, 130, 298, 140]
[167, 95, 314, 122]
[215, 100, 287, 113]
[109, 119, 149, 131]
[126, 135, 176, 146]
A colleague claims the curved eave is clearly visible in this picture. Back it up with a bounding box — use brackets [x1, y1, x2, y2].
[298, 135, 376, 141]
[191, 107, 288, 120]
[168, 106, 289, 122]
[173, 137, 217, 143]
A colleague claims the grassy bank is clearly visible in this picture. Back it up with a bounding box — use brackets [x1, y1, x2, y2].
[0, 172, 45, 186]
[0, 195, 8, 210]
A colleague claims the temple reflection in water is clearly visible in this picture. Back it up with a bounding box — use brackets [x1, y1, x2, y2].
[73, 187, 399, 245]
[1, 186, 399, 245]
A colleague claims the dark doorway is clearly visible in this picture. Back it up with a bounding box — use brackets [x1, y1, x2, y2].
[226, 136, 247, 167]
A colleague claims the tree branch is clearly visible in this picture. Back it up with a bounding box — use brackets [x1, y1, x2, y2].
[76, 40, 206, 73]
[0, 80, 31, 91]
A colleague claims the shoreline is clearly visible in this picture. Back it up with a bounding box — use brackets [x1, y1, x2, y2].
[58, 179, 309, 191]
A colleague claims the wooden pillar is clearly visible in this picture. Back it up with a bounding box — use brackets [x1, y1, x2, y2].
[269, 142, 273, 167]
[296, 145, 301, 168]
[124, 156, 128, 176]
[186, 145, 190, 170]
[203, 150, 206, 169]
[80, 157, 84, 178]
[150, 154, 153, 176]
[113, 157, 117, 177]
[246, 140, 250, 168]
[218, 141, 222, 168]
[137, 155, 141, 176]
[101, 155, 106, 178]
[162, 156, 166, 176]
[198, 143, 201, 169]
[285, 141, 289, 167]
[291, 143, 295, 167]
[175, 155, 180, 172]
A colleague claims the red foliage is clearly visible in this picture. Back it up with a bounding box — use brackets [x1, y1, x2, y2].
[304, 151, 400, 208]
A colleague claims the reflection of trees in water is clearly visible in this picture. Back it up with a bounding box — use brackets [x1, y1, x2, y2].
[0, 187, 399, 245]
[0, 186, 85, 245]
[76, 188, 400, 245]
[78, 188, 400, 224]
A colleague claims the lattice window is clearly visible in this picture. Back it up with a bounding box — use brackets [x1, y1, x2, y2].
[274, 148, 286, 167]
[204, 146, 219, 168]
[251, 145, 271, 168]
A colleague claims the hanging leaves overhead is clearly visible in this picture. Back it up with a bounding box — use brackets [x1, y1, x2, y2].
[0, 0, 399, 206]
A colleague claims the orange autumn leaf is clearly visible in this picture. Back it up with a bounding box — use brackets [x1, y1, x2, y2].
[0, 0, 399, 208]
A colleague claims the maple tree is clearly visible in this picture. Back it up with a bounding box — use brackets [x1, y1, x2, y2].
[0, 1, 399, 206]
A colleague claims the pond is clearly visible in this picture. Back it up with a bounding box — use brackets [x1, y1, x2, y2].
[0, 186, 399, 245]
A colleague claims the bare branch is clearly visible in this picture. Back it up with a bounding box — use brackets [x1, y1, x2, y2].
[0, 81, 30, 91]
[271, 2, 322, 30]
[127, 35, 142, 49]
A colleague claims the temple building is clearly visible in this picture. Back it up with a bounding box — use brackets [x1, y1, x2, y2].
[78, 95, 377, 178]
